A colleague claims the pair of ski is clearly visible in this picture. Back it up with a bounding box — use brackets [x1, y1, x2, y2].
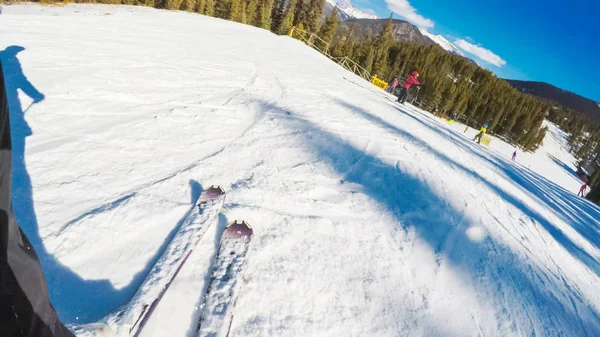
[74, 185, 251, 337]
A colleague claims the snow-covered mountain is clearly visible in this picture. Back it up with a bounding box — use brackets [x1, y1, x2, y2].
[419, 28, 464, 56]
[325, 0, 379, 20]
[339, 18, 432, 45]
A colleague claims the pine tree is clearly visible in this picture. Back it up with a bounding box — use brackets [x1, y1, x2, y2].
[240, 1, 248, 23]
[427, 78, 444, 110]
[304, 0, 325, 32]
[372, 50, 389, 79]
[293, 0, 306, 26]
[440, 82, 457, 113]
[181, 0, 195, 11]
[332, 28, 357, 58]
[196, 0, 205, 13]
[452, 82, 471, 117]
[576, 139, 594, 160]
[363, 46, 375, 73]
[318, 6, 339, 44]
[279, 0, 297, 35]
[230, 0, 243, 21]
[166, 0, 184, 10]
[331, 35, 346, 57]
[214, 0, 230, 18]
[247, 0, 260, 25]
[204, 0, 215, 15]
[370, 14, 394, 77]
[589, 165, 600, 188]
[343, 29, 357, 59]
[271, 0, 286, 33]
[150, 0, 164, 8]
[376, 14, 395, 49]
[256, 0, 275, 29]
[586, 168, 600, 204]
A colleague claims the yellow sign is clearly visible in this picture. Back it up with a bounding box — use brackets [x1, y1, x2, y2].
[480, 135, 492, 146]
[371, 77, 388, 90]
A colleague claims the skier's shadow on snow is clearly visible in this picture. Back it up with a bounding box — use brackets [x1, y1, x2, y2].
[2, 45, 118, 324]
[257, 98, 600, 334]
[1, 47, 207, 324]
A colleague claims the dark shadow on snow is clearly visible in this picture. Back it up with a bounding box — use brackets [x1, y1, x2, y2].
[2, 46, 206, 324]
[548, 153, 581, 181]
[347, 99, 600, 271]
[190, 179, 203, 205]
[252, 98, 600, 335]
[57, 193, 137, 234]
[388, 102, 600, 249]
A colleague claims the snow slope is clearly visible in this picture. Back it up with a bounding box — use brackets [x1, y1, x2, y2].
[445, 119, 585, 194]
[419, 28, 464, 56]
[2, 4, 600, 337]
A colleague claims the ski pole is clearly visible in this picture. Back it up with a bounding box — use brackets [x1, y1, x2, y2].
[22, 101, 34, 114]
[412, 86, 421, 104]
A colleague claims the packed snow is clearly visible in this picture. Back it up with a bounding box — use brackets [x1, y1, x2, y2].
[2, 4, 600, 337]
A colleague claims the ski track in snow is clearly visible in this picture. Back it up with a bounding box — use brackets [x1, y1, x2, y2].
[2, 4, 600, 337]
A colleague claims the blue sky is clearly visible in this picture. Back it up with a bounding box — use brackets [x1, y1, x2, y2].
[347, 0, 600, 102]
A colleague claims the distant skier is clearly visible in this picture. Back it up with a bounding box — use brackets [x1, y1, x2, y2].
[389, 77, 399, 94]
[578, 184, 588, 197]
[578, 175, 589, 197]
[474, 124, 488, 144]
[448, 113, 457, 124]
[397, 71, 421, 104]
[512, 150, 517, 160]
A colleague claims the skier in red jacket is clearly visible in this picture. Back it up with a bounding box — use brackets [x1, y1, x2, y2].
[397, 71, 421, 104]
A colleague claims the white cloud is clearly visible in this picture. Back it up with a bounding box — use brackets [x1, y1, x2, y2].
[454, 39, 506, 67]
[384, 0, 434, 28]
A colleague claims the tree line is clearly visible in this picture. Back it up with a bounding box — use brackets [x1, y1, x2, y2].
[330, 16, 549, 151]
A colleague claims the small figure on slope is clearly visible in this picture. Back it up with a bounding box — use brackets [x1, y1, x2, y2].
[512, 150, 517, 161]
[388, 77, 399, 94]
[578, 174, 589, 197]
[474, 123, 488, 144]
[397, 71, 421, 104]
[578, 184, 588, 197]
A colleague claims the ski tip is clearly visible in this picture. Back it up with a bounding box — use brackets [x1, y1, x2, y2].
[224, 220, 253, 238]
[202, 185, 226, 198]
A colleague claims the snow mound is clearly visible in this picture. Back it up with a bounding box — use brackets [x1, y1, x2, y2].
[2, 4, 600, 337]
